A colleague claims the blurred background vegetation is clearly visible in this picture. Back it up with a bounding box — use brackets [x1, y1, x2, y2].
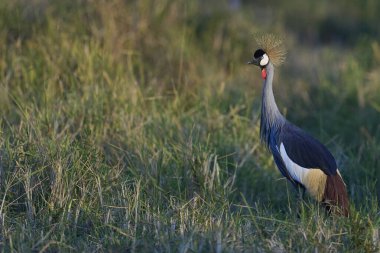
[0, 0, 379, 251]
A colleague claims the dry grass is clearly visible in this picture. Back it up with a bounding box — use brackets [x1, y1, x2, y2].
[0, 0, 379, 252]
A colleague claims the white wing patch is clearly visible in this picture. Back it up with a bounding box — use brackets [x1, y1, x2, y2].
[279, 143, 309, 185]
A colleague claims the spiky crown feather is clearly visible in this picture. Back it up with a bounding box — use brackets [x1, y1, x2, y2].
[255, 34, 287, 66]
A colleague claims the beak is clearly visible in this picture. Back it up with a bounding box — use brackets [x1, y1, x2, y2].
[247, 58, 260, 65]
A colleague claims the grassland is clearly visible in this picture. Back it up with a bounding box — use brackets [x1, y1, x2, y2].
[0, 0, 379, 252]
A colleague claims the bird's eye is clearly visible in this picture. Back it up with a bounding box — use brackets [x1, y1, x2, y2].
[260, 54, 269, 66]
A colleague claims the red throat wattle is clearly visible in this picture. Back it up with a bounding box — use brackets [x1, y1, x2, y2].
[261, 69, 267, 80]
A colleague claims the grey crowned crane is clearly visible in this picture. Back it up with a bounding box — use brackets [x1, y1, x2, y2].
[248, 35, 349, 216]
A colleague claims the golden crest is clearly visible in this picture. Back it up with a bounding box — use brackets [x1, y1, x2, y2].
[255, 33, 287, 66]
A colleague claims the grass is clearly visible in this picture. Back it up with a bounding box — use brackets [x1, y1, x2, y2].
[0, 0, 379, 252]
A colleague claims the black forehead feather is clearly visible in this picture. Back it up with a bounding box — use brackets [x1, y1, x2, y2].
[254, 49, 266, 58]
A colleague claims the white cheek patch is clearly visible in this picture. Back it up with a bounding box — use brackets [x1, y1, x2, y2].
[260, 54, 269, 66]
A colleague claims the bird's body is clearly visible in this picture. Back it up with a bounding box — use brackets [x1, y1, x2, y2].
[249, 35, 349, 216]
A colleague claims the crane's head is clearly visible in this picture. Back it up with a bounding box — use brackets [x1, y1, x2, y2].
[247, 34, 286, 79]
[247, 49, 269, 67]
[248, 49, 270, 79]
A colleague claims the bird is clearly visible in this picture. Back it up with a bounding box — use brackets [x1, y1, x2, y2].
[247, 34, 349, 216]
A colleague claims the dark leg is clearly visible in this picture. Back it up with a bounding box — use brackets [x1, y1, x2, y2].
[296, 185, 306, 218]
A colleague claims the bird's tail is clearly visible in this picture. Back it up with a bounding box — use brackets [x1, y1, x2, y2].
[322, 171, 349, 216]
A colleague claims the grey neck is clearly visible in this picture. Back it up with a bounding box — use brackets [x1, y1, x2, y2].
[260, 62, 285, 146]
